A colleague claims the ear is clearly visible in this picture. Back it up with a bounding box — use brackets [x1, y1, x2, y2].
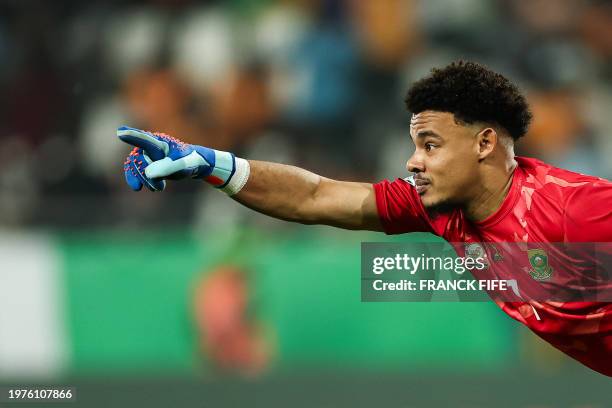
[476, 128, 497, 160]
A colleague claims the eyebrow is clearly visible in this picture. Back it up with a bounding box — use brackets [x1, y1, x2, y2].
[415, 130, 443, 140]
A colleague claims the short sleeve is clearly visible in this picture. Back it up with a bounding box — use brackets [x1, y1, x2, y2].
[373, 178, 436, 235]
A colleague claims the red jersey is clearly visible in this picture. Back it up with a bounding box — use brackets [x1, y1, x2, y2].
[374, 156, 612, 376]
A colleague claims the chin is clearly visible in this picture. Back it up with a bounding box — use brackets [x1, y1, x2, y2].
[419, 191, 438, 208]
[421, 195, 456, 214]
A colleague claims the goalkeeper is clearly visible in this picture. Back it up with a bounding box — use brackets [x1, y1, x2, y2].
[119, 61, 612, 377]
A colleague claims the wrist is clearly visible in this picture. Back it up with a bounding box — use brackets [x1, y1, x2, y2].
[220, 158, 250, 196]
[196, 146, 250, 195]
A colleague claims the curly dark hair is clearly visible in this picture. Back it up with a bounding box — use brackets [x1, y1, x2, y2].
[405, 61, 532, 140]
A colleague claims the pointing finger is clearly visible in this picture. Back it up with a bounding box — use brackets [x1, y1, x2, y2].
[117, 126, 169, 161]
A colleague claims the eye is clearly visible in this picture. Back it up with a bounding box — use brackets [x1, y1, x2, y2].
[425, 143, 436, 152]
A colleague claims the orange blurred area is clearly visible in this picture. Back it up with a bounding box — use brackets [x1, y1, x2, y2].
[524, 90, 586, 157]
[193, 265, 272, 375]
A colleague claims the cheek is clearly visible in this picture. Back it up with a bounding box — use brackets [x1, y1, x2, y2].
[432, 156, 472, 192]
[429, 153, 457, 180]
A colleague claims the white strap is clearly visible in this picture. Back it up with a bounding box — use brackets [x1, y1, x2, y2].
[220, 158, 250, 196]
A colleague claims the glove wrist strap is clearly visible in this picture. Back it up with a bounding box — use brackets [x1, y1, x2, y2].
[201, 150, 234, 186]
[220, 158, 250, 196]
[201, 150, 249, 196]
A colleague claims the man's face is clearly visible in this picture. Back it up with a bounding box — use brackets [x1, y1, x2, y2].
[408, 111, 482, 210]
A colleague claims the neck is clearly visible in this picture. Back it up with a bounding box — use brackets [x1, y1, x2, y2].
[464, 158, 517, 222]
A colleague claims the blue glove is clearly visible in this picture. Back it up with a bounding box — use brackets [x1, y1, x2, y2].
[118, 126, 237, 192]
[122, 145, 166, 191]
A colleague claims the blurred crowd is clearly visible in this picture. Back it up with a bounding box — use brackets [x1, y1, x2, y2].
[1, 0, 611, 227]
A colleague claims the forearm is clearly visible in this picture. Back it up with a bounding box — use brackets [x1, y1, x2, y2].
[233, 161, 318, 222]
[233, 161, 381, 230]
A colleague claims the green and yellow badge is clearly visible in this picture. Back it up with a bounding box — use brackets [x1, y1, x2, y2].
[527, 248, 553, 281]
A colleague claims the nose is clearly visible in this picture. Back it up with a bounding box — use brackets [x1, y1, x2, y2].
[406, 151, 424, 173]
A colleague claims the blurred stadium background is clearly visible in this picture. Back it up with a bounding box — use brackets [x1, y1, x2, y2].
[0, 0, 611, 406]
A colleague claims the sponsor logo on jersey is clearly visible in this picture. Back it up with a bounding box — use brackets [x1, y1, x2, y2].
[464, 242, 489, 270]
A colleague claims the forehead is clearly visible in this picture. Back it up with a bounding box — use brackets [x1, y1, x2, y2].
[410, 111, 458, 136]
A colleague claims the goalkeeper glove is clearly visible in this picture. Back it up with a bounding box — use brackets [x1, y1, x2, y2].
[118, 126, 250, 194]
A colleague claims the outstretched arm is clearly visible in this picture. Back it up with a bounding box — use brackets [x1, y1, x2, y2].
[118, 127, 383, 231]
[233, 161, 382, 230]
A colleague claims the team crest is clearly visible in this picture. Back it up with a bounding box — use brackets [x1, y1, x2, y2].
[527, 248, 553, 281]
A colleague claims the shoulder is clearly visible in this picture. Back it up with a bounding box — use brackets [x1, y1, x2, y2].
[516, 157, 612, 241]
[517, 156, 610, 201]
[517, 156, 607, 183]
